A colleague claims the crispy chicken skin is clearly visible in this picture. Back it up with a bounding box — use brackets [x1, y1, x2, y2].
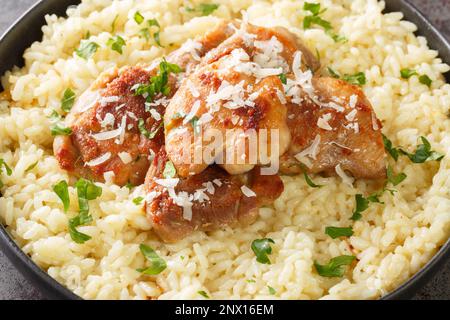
[281, 77, 386, 178]
[144, 148, 284, 243]
[53, 21, 236, 186]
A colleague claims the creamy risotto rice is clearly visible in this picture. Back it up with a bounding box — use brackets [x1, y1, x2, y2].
[0, 0, 449, 300]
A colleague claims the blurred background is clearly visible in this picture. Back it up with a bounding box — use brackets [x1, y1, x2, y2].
[0, 0, 449, 300]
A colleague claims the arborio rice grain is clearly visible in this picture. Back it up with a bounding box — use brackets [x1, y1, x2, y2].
[0, 0, 449, 300]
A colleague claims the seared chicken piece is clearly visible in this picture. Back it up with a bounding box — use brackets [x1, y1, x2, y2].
[280, 76, 386, 179]
[164, 23, 320, 178]
[53, 21, 236, 186]
[144, 147, 284, 242]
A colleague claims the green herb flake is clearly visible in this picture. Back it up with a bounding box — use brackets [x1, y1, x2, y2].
[327, 67, 366, 86]
[0, 159, 12, 188]
[68, 178, 99, 243]
[137, 244, 167, 275]
[314, 255, 356, 277]
[303, 2, 321, 15]
[400, 136, 444, 163]
[0, 159, 12, 176]
[147, 19, 162, 47]
[400, 68, 418, 79]
[68, 215, 92, 244]
[278, 73, 287, 84]
[327, 67, 340, 79]
[386, 165, 407, 186]
[133, 58, 182, 102]
[133, 196, 144, 205]
[268, 286, 276, 295]
[48, 110, 62, 122]
[107, 35, 126, 54]
[350, 194, 369, 221]
[25, 161, 38, 173]
[190, 116, 200, 135]
[382, 134, 400, 161]
[52, 180, 70, 212]
[125, 182, 134, 190]
[419, 74, 432, 87]
[198, 290, 210, 299]
[246, 279, 256, 283]
[325, 226, 354, 239]
[304, 172, 322, 188]
[75, 41, 99, 60]
[343, 72, 366, 86]
[51, 124, 73, 136]
[61, 88, 76, 113]
[134, 11, 145, 24]
[163, 161, 176, 178]
[138, 119, 163, 139]
[187, 3, 219, 16]
[251, 238, 275, 264]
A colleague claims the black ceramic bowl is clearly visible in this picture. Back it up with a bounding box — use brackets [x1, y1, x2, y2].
[0, 0, 449, 300]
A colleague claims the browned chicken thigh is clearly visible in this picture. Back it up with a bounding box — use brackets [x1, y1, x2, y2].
[144, 147, 284, 242]
[53, 18, 386, 243]
[281, 76, 386, 179]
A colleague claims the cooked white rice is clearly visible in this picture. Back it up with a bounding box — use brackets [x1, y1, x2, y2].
[0, 0, 449, 300]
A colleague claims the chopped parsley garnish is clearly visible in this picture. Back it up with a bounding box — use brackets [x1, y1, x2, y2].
[51, 124, 73, 136]
[251, 238, 275, 264]
[61, 88, 76, 113]
[383, 135, 444, 163]
[382, 134, 401, 161]
[190, 116, 201, 135]
[125, 182, 134, 190]
[400, 69, 432, 87]
[419, 75, 432, 87]
[268, 286, 276, 295]
[314, 255, 356, 277]
[75, 41, 99, 60]
[303, 2, 344, 43]
[107, 35, 126, 54]
[53, 180, 70, 212]
[133, 196, 144, 205]
[0, 159, 12, 189]
[304, 171, 322, 188]
[187, 3, 219, 16]
[25, 161, 38, 172]
[198, 290, 210, 299]
[138, 119, 163, 139]
[401, 136, 444, 163]
[246, 279, 256, 283]
[278, 73, 287, 84]
[325, 226, 354, 239]
[48, 110, 62, 122]
[163, 160, 176, 178]
[327, 67, 366, 86]
[137, 244, 167, 275]
[139, 19, 163, 47]
[350, 193, 380, 221]
[386, 165, 407, 186]
[68, 178, 102, 244]
[133, 58, 182, 102]
[134, 11, 145, 24]
[400, 68, 418, 79]
[343, 72, 366, 86]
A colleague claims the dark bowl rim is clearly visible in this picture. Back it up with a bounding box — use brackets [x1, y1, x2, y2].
[0, 0, 449, 300]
